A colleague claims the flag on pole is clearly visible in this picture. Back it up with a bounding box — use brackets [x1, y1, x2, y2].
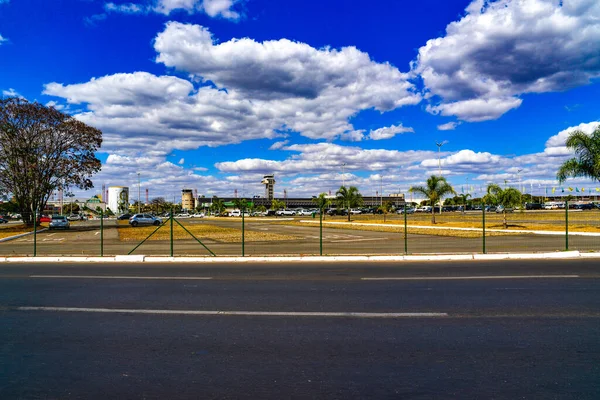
[582, 187, 585, 192]
[568, 187, 573, 192]
[576, 187, 579, 192]
[461, 186, 464, 193]
[552, 187, 556, 194]
[545, 187, 548, 195]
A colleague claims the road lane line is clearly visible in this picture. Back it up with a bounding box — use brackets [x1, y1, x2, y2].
[361, 275, 580, 281]
[15, 307, 448, 318]
[29, 275, 213, 280]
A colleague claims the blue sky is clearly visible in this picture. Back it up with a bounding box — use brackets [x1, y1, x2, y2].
[1, 0, 600, 201]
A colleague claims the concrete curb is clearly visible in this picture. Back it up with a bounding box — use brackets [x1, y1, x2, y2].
[1, 251, 599, 263]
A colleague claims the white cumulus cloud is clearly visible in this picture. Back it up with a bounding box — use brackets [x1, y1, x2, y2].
[368, 124, 414, 140]
[437, 121, 461, 131]
[102, 0, 241, 19]
[413, 0, 600, 122]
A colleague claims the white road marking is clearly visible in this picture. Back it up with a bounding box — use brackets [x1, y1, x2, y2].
[29, 275, 213, 280]
[332, 238, 384, 243]
[15, 306, 448, 318]
[361, 275, 580, 281]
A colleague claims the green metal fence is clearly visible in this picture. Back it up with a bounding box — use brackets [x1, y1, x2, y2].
[1, 203, 599, 257]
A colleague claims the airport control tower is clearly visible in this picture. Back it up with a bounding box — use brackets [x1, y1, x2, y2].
[261, 174, 275, 201]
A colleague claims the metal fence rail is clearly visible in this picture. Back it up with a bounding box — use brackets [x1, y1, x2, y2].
[1, 202, 599, 257]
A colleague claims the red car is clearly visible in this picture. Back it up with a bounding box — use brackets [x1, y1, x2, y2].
[37, 215, 52, 223]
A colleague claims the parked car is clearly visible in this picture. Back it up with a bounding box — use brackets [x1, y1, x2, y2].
[176, 213, 191, 218]
[117, 213, 132, 220]
[67, 214, 84, 221]
[37, 215, 52, 223]
[485, 206, 497, 212]
[276, 209, 296, 216]
[349, 209, 362, 215]
[297, 209, 313, 216]
[49, 215, 70, 230]
[526, 203, 543, 210]
[416, 206, 432, 213]
[397, 207, 415, 214]
[190, 213, 205, 218]
[129, 214, 162, 227]
[0, 217, 8, 224]
[572, 203, 594, 210]
[229, 210, 241, 217]
[496, 205, 514, 213]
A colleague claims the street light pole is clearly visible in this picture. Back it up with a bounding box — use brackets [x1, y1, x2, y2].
[517, 169, 523, 193]
[435, 140, 447, 177]
[380, 176, 383, 206]
[435, 141, 447, 214]
[137, 173, 141, 214]
[341, 163, 346, 188]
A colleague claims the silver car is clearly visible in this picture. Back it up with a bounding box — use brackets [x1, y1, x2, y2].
[49, 215, 70, 230]
[129, 213, 162, 227]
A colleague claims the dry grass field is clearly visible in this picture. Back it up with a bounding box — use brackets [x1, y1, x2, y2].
[116, 220, 298, 242]
[277, 210, 600, 237]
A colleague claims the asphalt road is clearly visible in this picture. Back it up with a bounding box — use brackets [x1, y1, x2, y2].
[1, 217, 598, 256]
[1, 260, 599, 399]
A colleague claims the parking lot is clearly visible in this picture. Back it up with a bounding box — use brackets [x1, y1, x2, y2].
[1, 212, 599, 256]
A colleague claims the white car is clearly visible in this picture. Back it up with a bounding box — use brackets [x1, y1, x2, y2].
[176, 213, 191, 218]
[276, 209, 296, 216]
[350, 209, 362, 215]
[416, 206, 432, 213]
[297, 209, 313, 216]
[190, 213, 205, 218]
[229, 210, 241, 217]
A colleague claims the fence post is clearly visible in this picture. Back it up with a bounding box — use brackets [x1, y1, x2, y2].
[100, 209, 104, 257]
[482, 205, 486, 254]
[565, 200, 569, 251]
[319, 208, 323, 256]
[33, 210, 37, 257]
[404, 203, 408, 255]
[170, 209, 174, 257]
[242, 208, 245, 257]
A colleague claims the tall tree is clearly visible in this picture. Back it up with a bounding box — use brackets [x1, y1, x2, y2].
[0, 98, 102, 225]
[486, 184, 522, 229]
[150, 197, 167, 214]
[557, 127, 600, 183]
[336, 185, 363, 222]
[409, 175, 456, 224]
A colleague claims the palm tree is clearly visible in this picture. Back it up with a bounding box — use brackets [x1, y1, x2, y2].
[557, 127, 600, 183]
[379, 201, 393, 222]
[458, 193, 471, 213]
[210, 196, 225, 216]
[486, 184, 522, 229]
[409, 175, 456, 224]
[233, 198, 248, 212]
[336, 185, 363, 222]
[271, 199, 285, 211]
[312, 193, 331, 219]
